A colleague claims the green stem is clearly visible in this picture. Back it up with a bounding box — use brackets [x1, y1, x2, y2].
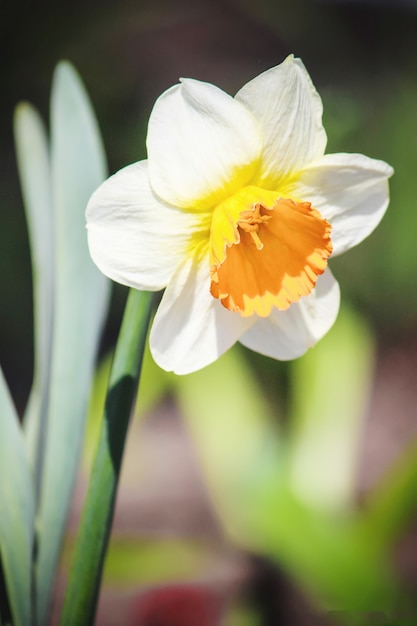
[59, 289, 155, 626]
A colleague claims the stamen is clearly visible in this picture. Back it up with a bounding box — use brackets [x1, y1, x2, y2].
[237, 203, 272, 250]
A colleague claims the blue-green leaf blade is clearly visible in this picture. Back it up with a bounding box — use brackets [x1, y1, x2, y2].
[0, 368, 35, 626]
[35, 61, 110, 624]
[13, 102, 54, 488]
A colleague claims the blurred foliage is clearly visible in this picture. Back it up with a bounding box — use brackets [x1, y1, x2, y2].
[328, 79, 417, 331]
[287, 306, 375, 512]
[174, 308, 401, 614]
[80, 303, 415, 620]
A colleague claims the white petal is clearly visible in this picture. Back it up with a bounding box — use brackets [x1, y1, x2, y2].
[293, 153, 393, 256]
[147, 78, 262, 209]
[86, 162, 206, 290]
[235, 55, 327, 187]
[150, 249, 254, 374]
[239, 269, 340, 360]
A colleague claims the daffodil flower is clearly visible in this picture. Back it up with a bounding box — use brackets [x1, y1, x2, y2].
[86, 55, 393, 375]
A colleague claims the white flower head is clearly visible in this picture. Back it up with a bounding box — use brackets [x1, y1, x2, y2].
[86, 55, 393, 374]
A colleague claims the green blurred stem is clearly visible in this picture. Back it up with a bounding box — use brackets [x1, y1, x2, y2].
[59, 289, 155, 626]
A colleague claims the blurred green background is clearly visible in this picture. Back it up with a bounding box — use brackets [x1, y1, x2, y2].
[2, 1, 417, 624]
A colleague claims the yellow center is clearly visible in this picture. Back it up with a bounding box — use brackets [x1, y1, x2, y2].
[209, 186, 333, 317]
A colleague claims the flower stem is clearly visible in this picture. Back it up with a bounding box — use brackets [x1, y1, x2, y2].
[59, 289, 155, 626]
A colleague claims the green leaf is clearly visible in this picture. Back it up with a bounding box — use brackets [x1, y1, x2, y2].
[13, 102, 54, 498]
[175, 345, 279, 540]
[59, 289, 154, 626]
[243, 477, 398, 614]
[0, 368, 35, 626]
[361, 436, 417, 552]
[287, 305, 375, 511]
[34, 61, 110, 625]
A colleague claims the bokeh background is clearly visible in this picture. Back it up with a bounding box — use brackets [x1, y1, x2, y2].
[2, 0, 417, 624]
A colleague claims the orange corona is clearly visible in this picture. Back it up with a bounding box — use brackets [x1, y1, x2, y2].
[210, 197, 333, 317]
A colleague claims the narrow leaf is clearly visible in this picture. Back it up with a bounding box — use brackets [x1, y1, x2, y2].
[13, 102, 54, 498]
[0, 368, 35, 626]
[35, 62, 110, 625]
